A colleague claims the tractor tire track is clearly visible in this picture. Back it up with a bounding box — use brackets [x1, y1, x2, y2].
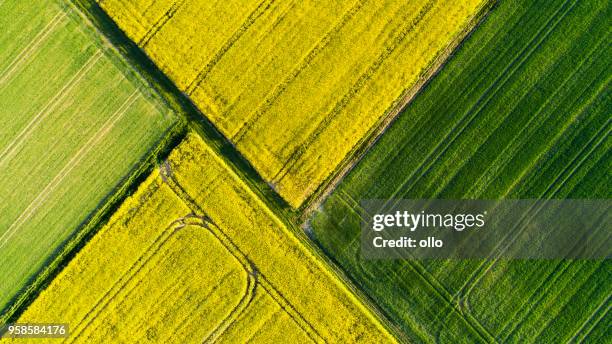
[462, 33, 607, 198]
[186, 0, 275, 95]
[567, 293, 611, 343]
[0, 51, 103, 168]
[457, 117, 611, 306]
[0, 11, 66, 86]
[66, 216, 191, 342]
[381, 0, 577, 211]
[138, 0, 187, 48]
[230, 0, 366, 142]
[161, 163, 324, 343]
[0, 89, 137, 251]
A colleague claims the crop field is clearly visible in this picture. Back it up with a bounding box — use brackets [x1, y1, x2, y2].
[311, 0, 611, 342]
[13, 133, 394, 343]
[97, 0, 490, 207]
[0, 0, 178, 315]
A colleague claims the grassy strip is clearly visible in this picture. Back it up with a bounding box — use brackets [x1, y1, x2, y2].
[70, 0, 296, 222]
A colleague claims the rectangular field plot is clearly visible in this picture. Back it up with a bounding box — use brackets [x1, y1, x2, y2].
[0, 0, 177, 314]
[98, 0, 489, 207]
[311, 0, 611, 342]
[12, 133, 394, 343]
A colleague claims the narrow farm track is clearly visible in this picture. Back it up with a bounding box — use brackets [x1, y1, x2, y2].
[350, 2, 530, 188]
[339, 0, 597, 301]
[0, 0, 180, 325]
[2, 0, 606, 342]
[383, 0, 572, 187]
[0, 90, 138, 251]
[0, 51, 103, 168]
[0, 11, 67, 86]
[100, 0, 488, 207]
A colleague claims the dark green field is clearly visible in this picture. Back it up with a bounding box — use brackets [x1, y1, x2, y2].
[311, 0, 611, 342]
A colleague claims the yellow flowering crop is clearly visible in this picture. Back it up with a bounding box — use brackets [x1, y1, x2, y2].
[13, 133, 394, 343]
[98, 0, 488, 207]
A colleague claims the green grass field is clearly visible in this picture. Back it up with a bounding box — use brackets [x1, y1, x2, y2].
[0, 0, 177, 314]
[311, 0, 611, 342]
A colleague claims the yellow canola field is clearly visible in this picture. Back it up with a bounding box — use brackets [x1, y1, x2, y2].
[99, 0, 488, 207]
[14, 133, 394, 343]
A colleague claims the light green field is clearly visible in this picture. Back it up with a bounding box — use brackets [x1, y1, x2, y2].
[0, 0, 177, 313]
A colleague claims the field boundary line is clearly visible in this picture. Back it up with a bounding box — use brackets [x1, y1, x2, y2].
[0, 51, 103, 168]
[0, 90, 138, 251]
[326, 0, 523, 206]
[0, 121, 184, 325]
[372, 0, 575, 214]
[348, 2, 584, 313]
[0, 11, 66, 86]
